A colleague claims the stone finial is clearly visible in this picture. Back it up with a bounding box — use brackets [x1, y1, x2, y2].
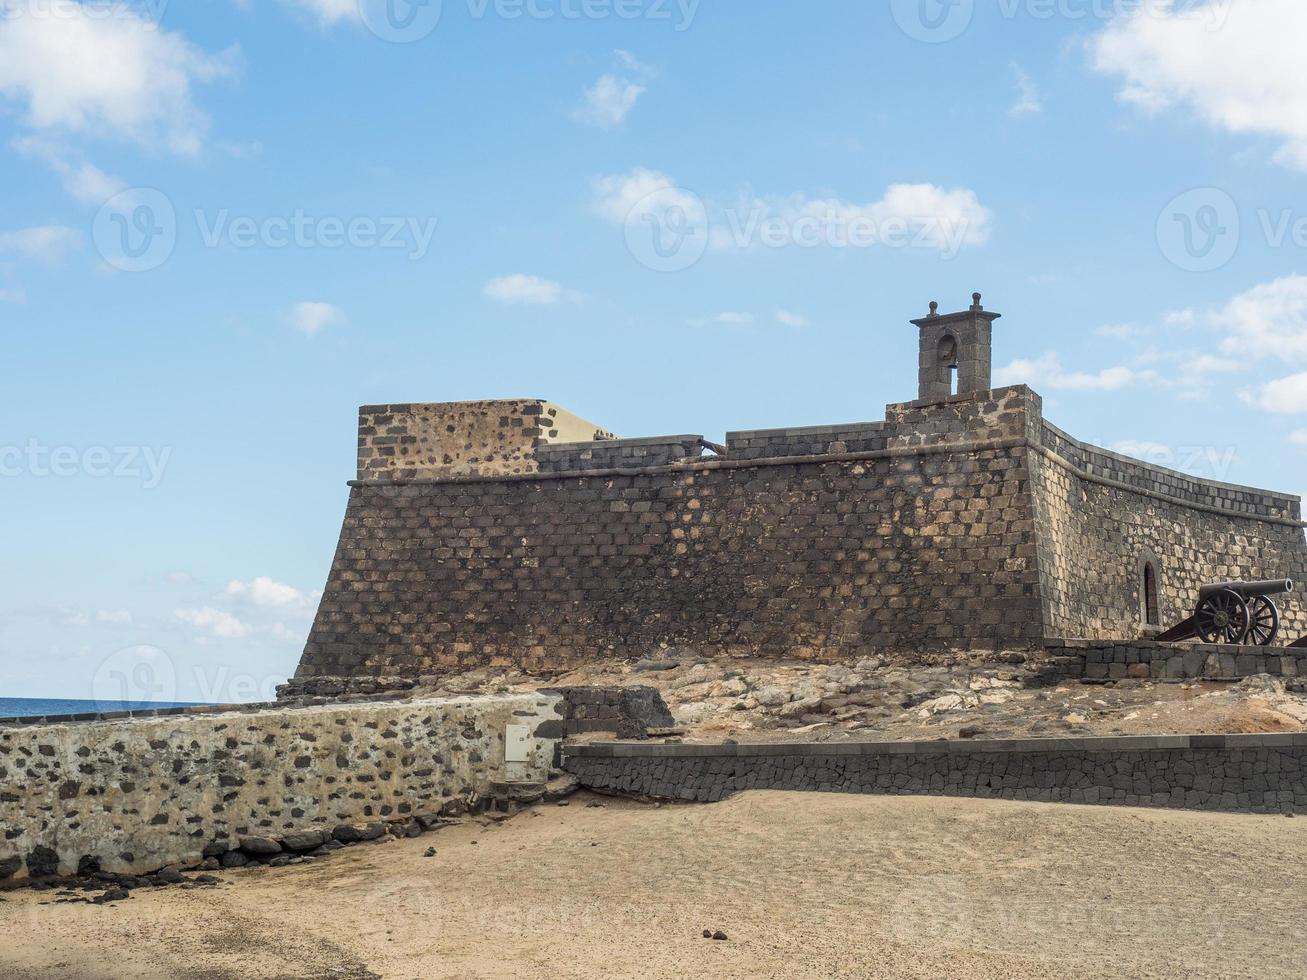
[928, 301, 939, 316]
[971, 292, 983, 311]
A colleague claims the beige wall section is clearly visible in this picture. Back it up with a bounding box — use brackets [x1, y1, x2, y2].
[357, 399, 614, 482]
[0, 694, 562, 879]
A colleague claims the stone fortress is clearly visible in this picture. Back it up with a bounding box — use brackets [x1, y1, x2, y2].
[7, 294, 1307, 889]
[288, 294, 1307, 695]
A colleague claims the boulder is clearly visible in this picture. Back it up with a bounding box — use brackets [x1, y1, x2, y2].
[331, 824, 363, 844]
[239, 836, 282, 856]
[220, 851, 249, 869]
[543, 773, 579, 802]
[201, 841, 230, 859]
[26, 846, 59, 878]
[357, 822, 386, 841]
[0, 856, 23, 879]
[280, 830, 328, 852]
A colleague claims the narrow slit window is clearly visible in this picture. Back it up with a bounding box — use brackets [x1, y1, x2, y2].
[1143, 562, 1160, 626]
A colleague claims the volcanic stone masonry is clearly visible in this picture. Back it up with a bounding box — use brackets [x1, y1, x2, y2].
[0, 694, 561, 880]
[287, 296, 1307, 694]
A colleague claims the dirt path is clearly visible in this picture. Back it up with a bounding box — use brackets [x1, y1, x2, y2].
[2, 791, 1302, 979]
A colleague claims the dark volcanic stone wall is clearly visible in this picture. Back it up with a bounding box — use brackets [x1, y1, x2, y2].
[296, 390, 1044, 682]
[292, 384, 1307, 687]
[1032, 422, 1307, 640]
[564, 735, 1307, 814]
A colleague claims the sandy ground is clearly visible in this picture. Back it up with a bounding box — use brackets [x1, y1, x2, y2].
[2, 791, 1303, 980]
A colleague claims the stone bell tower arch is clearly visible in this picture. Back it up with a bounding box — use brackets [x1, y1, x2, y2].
[910, 293, 1002, 401]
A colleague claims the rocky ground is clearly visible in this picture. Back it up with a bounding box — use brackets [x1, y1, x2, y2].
[2, 790, 1303, 979]
[419, 653, 1307, 743]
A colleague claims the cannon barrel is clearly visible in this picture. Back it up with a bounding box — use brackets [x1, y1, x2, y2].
[1198, 579, 1294, 600]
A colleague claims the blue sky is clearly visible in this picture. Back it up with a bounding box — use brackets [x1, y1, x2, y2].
[2, 0, 1306, 700]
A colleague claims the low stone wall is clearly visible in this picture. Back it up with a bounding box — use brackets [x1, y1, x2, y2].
[1047, 638, 1307, 680]
[536, 685, 675, 739]
[0, 693, 562, 881]
[564, 734, 1307, 814]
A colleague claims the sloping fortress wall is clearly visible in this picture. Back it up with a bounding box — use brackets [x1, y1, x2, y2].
[0, 694, 560, 880]
[1031, 424, 1307, 639]
[290, 297, 1307, 690]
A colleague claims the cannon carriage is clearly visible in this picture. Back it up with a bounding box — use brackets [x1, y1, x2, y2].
[1156, 580, 1294, 646]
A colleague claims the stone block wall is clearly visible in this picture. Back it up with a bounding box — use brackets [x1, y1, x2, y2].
[725, 422, 888, 460]
[294, 387, 1044, 685]
[1049, 639, 1307, 681]
[0, 693, 561, 880]
[291, 383, 1307, 688]
[564, 734, 1307, 814]
[536, 436, 706, 473]
[1031, 421, 1307, 642]
[357, 399, 612, 482]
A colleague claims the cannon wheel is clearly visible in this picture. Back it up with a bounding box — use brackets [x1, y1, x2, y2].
[1195, 588, 1250, 644]
[1247, 596, 1280, 646]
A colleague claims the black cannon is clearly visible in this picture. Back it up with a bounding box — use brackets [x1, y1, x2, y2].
[1155, 579, 1294, 646]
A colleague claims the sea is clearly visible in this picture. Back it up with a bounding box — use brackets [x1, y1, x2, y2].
[0, 697, 203, 719]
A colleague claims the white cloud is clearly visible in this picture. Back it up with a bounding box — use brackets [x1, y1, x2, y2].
[174, 606, 252, 639]
[1291, 430, 1307, 448]
[0, 3, 235, 155]
[710, 183, 992, 253]
[1010, 64, 1043, 116]
[1241, 372, 1307, 413]
[690, 312, 753, 327]
[575, 50, 651, 128]
[1091, 0, 1307, 170]
[285, 0, 359, 25]
[483, 274, 582, 306]
[592, 169, 990, 256]
[287, 301, 345, 336]
[1210, 275, 1307, 363]
[225, 576, 315, 610]
[775, 309, 810, 328]
[994, 352, 1143, 391]
[95, 609, 133, 625]
[0, 225, 82, 263]
[575, 75, 645, 128]
[12, 136, 126, 204]
[592, 167, 701, 224]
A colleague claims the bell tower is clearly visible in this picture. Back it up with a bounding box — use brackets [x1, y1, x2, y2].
[910, 293, 1001, 401]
